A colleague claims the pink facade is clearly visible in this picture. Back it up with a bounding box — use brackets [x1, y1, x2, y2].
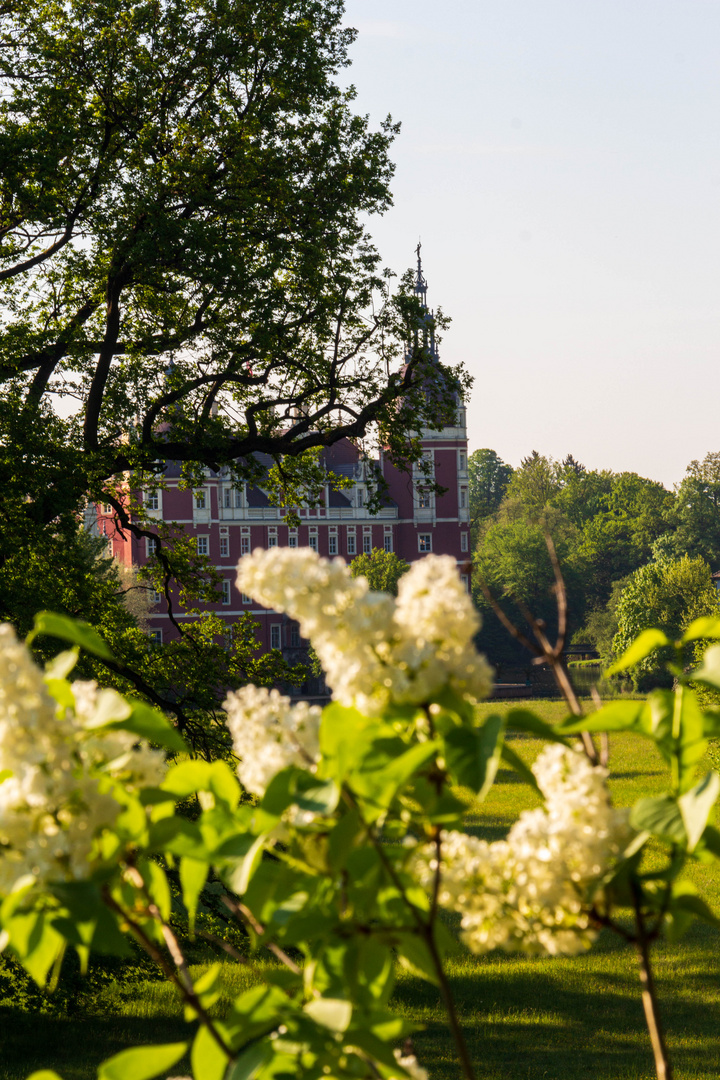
[94, 412, 471, 659]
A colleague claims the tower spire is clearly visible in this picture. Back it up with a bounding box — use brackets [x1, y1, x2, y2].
[414, 239, 428, 308]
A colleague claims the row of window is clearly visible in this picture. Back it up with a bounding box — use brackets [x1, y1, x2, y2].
[146, 530, 469, 559]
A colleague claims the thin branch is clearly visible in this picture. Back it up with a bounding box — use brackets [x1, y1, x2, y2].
[102, 884, 234, 1060]
[475, 532, 599, 764]
[632, 883, 673, 1080]
[221, 895, 301, 975]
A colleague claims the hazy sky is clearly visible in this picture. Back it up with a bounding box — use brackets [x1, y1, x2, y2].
[341, 0, 720, 489]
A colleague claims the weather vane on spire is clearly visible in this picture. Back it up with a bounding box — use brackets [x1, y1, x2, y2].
[414, 239, 428, 307]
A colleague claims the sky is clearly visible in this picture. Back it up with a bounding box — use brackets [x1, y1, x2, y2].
[341, 0, 720, 489]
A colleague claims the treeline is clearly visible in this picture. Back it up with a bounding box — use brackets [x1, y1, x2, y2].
[471, 449, 720, 686]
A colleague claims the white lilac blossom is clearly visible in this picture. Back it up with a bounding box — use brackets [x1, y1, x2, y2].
[223, 684, 321, 796]
[391, 1049, 429, 1080]
[235, 549, 492, 714]
[412, 744, 629, 957]
[0, 626, 165, 895]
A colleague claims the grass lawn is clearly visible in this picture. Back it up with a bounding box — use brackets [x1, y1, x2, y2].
[2, 700, 719, 1080]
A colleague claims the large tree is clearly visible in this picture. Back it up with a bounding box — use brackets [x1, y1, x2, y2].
[665, 452, 720, 567]
[612, 554, 719, 690]
[0, 0, 462, 571]
[468, 448, 513, 538]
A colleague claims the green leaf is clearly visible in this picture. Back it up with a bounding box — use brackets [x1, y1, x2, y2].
[163, 760, 212, 797]
[351, 741, 439, 823]
[207, 760, 241, 809]
[148, 817, 208, 859]
[184, 962, 222, 1021]
[393, 934, 440, 985]
[138, 860, 171, 922]
[179, 857, 208, 932]
[226, 1041, 272, 1080]
[327, 809, 362, 872]
[607, 628, 671, 675]
[51, 882, 133, 957]
[226, 985, 291, 1052]
[320, 703, 375, 782]
[559, 700, 645, 734]
[26, 1073, 65, 1080]
[44, 648, 79, 680]
[303, 997, 352, 1032]
[191, 1025, 230, 1080]
[261, 768, 338, 818]
[103, 701, 187, 753]
[500, 743, 540, 792]
[671, 687, 707, 794]
[630, 796, 686, 844]
[678, 772, 720, 851]
[690, 644, 720, 691]
[3, 910, 65, 987]
[682, 616, 720, 643]
[443, 714, 504, 797]
[225, 833, 267, 896]
[28, 612, 113, 660]
[97, 1043, 188, 1080]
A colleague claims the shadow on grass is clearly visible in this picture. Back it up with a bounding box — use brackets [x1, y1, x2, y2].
[610, 771, 664, 780]
[0, 1012, 194, 1080]
[490, 769, 527, 786]
[393, 929, 720, 1080]
[464, 822, 508, 842]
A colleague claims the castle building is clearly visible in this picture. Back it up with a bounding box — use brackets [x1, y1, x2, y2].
[95, 252, 470, 680]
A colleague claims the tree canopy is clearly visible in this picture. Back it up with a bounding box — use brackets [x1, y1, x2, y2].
[468, 448, 513, 531]
[0, 0, 463, 545]
[472, 452, 675, 666]
[349, 548, 409, 595]
[0, 0, 471, 742]
[612, 554, 719, 689]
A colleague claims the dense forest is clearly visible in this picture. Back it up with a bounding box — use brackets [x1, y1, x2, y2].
[470, 448, 720, 685]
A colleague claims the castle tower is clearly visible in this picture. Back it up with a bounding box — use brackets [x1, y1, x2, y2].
[385, 244, 471, 580]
